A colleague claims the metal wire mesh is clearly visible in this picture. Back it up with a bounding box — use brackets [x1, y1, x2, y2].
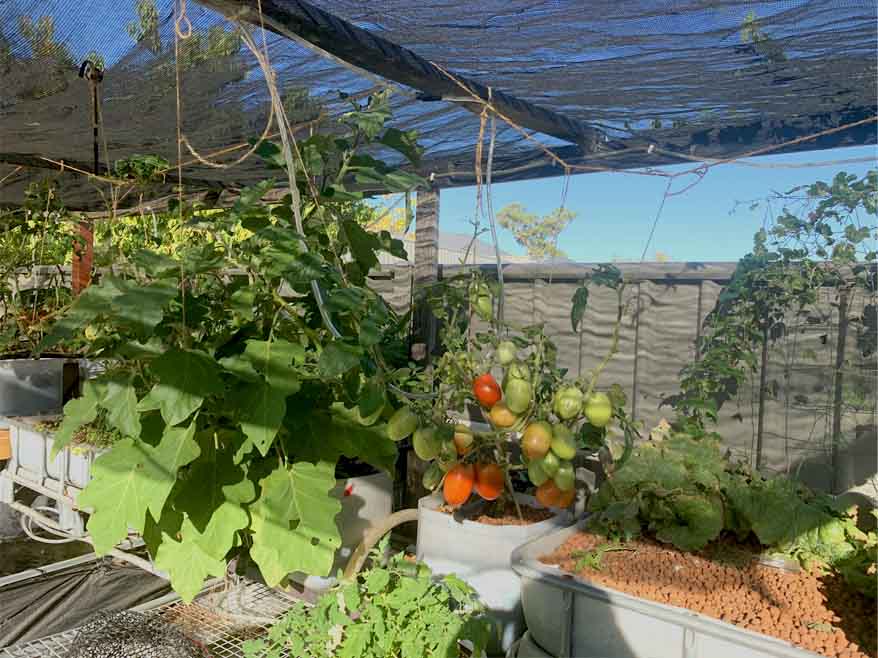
[64, 611, 210, 658]
[2, 580, 299, 658]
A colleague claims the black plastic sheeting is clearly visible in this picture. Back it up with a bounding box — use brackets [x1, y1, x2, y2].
[0, 0, 875, 208]
[0, 556, 171, 648]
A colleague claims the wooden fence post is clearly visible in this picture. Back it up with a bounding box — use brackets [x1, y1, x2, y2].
[830, 289, 850, 493]
[399, 186, 440, 513]
[411, 186, 440, 358]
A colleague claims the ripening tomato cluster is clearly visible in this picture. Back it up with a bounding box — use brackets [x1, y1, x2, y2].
[386, 336, 618, 511]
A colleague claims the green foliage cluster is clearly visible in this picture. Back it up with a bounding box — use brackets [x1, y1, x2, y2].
[0, 180, 76, 355]
[242, 536, 491, 658]
[672, 170, 877, 428]
[588, 432, 877, 596]
[41, 92, 427, 601]
[496, 202, 576, 261]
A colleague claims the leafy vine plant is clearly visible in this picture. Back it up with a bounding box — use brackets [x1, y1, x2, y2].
[387, 262, 639, 516]
[41, 92, 433, 601]
[671, 170, 877, 433]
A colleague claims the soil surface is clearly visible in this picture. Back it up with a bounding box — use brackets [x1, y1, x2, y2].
[438, 500, 553, 526]
[541, 532, 877, 658]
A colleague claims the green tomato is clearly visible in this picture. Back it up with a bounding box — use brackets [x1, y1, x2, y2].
[551, 424, 577, 460]
[505, 361, 531, 382]
[541, 450, 560, 477]
[554, 461, 575, 492]
[474, 294, 493, 321]
[387, 407, 419, 441]
[422, 463, 444, 490]
[553, 385, 584, 421]
[496, 340, 517, 366]
[413, 427, 441, 460]
[527, 459, 549, 486]
[505, 378, 532, 415]
[584, 392, 613, 428]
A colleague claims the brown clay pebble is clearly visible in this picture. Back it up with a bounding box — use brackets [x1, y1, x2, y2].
[438, 500, 553, 526]
[540, 532, 877, 658]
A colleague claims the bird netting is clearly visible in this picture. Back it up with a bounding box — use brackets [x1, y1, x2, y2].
[64, 610, 211, 658]
[0, 0, 875, 208]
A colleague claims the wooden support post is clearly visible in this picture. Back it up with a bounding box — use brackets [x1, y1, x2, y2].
[830, 289, 850, 493]
[754, 324, 770, 471]
[73, 61, 101, 295]
[401, 187, 440, 512]
[411, 187, 440, 359]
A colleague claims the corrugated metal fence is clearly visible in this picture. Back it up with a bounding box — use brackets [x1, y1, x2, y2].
[373, 262, 877, 496]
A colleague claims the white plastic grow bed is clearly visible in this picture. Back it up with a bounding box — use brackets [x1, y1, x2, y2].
[0, 415, 94, 534]
[417, 492, 573, 656]
[510, 522, 821, 658]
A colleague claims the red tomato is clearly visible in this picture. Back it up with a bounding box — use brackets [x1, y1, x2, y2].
[474, 463, 505, 501]
[472, 373, 502, 408]
[443, 463, 475, 506]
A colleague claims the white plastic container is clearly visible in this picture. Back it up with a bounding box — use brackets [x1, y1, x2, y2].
[511, 522, 821, 658]
[416, 493, 573, 656]
[290, 471, 393, 593]
[507, 631, 552, 658]
[0, 415, 93, 533]
[0, 358, 69, 417]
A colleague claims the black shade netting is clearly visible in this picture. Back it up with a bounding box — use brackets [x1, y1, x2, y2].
[0, 0, 875, 209]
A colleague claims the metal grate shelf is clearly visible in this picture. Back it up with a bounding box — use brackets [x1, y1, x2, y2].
[2, 579, 299, 658]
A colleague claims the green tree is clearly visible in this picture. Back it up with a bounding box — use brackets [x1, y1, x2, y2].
[496, 203, 576, 261]
[127, 0, 161, 54]
[18, 15, 73, 65]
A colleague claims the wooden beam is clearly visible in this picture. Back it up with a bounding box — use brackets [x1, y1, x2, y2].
[198, 0, 602, 149]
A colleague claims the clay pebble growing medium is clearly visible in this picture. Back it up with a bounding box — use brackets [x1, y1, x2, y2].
[437, 501, 554, 526]
[540, 532, 877, 658]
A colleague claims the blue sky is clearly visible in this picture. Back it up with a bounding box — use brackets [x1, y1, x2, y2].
[436, 145, 877, 263]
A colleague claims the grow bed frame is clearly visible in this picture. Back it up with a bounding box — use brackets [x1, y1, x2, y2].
[1, 578, 301, 658]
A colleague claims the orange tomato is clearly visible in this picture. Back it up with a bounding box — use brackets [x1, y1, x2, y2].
[472, 373, 502, 408]
[474, 463, 505, 501]
[488, 401, 518, 428]
[535, 480, 562, 508]
[443, 463, 475, 506]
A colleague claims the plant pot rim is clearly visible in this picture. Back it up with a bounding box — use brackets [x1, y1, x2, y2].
[419, 492, 572, 532]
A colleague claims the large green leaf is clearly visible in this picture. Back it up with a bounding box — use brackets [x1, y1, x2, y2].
[40, 278, 124, 349]
[153, 518, 227, 602]
[92, 374, 141, 438]
[243, 339, 304, 393]
[78, 423, 199, 553]
[250, 461, 342, 587]
[175, 452, 254, 561]
[114, 280, 178, 338]
[284, 404, 398, 474]
[318, 342, 362, 378]
[239, 382, 287, 457]
[341, 220, 380, 272]
[50, 382, 99, 457]
[138, 349, 223, 425]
